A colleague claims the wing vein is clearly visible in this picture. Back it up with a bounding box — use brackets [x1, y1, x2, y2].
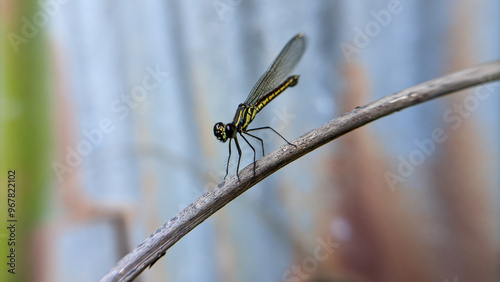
[244, 33, 306, 105]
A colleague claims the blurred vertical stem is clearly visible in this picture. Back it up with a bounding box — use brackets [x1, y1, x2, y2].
[1, 1, 52, 281]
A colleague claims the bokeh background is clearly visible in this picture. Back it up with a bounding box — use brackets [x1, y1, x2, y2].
[1, 0, 499, 281]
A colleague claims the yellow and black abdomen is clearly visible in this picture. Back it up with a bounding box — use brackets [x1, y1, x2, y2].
[255, 75, 299, 112]
[232, 75, 299, 132]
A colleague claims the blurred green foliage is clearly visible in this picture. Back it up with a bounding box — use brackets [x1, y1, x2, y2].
[1, 1, 52, 281]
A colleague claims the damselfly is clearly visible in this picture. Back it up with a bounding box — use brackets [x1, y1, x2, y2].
[214, 33, 307, 180]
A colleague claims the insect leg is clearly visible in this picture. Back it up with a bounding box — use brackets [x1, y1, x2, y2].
[233, 136, 243, 181]
[224, 138, 232, 180]
[244, 132, 265, 156]
[247, 126, 296, 147]
[240, 133, 257, 177]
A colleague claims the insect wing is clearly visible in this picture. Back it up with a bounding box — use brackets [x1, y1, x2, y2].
[244, 33, 306, 105]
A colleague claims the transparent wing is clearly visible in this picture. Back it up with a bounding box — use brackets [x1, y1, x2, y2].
[244, 33, 306, 105]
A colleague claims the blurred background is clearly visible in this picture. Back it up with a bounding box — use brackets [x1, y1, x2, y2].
[1, 0, 499, 281]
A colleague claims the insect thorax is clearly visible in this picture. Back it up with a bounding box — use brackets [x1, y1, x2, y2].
[233, 103, 258, 132]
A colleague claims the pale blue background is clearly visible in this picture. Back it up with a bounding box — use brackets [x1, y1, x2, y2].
[44, 0, 500, 281]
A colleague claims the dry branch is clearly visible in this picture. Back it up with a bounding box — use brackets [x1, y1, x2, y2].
[101, 60, 500, 282]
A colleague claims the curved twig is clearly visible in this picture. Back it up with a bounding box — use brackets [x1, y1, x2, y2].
[101, 60, 500, 282]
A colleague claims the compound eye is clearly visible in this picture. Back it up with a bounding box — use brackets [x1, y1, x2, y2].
[213, 123, 223, 134]
[213, 122, 227, 142]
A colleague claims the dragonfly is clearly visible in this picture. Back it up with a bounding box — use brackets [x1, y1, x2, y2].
[213, 33, 307, 180]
